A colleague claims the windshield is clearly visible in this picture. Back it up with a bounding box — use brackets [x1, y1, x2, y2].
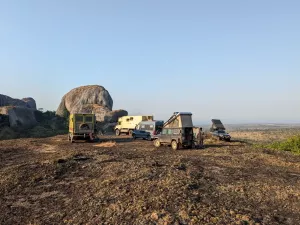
[218, 130, 226, 133]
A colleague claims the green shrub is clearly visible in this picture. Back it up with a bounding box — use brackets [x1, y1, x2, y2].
[266, 135, 300, 154]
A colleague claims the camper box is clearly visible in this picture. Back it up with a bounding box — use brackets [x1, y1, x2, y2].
[163, 112, 193, 128]
[210, 119, 226, 131]
[115, 115, 154, 135]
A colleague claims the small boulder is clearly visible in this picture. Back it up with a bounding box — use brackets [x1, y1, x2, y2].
[104, 110, 128, 123]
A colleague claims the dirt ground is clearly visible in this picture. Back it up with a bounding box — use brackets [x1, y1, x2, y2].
[0, 130, 300, 225]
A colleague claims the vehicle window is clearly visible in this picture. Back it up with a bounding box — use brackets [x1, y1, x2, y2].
[173, 129, 180, 135]
[155, 124, 163, 130]
[118, 122, 121, 125]
[75, 115, 83, 122]
[167, 129, 173, 135]
[130, 117, 133, 120]
[140, 125, 146, 130]
[144, 124, 153, 130]
[162, 129, 167, 135]
[85, 116, 92, 122]
[126, 118, 130, 122]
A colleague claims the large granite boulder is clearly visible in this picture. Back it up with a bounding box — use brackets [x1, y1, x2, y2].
[21, 97, 36, 109]
[0, 94, 36, 109]
[56, 85, 113, 116]
[56, 85, 128, 133]
[0, 106, 37, 129]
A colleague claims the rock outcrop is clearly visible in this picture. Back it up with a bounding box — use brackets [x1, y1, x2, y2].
[0, 94, 38, 129]
[0, 106, 37, 129]
[0, 94, 37, 109]
[21, 97, 36, 109]
[56, 85, 113, 116]
[56, 85, 128, 134]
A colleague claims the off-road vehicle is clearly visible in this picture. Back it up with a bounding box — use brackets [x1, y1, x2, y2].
[153, 112, 194, 150]
[209, 119, 231, 141]
[114, 115, 153, 136]
[68, 113, 97, 143]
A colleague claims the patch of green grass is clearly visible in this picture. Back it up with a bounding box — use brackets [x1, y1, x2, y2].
[256, 135, 300, 154]
[267, 135, 300, 154]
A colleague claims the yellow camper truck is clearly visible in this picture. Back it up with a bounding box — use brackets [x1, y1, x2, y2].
[68, 113, 96, 142]
[114, 115, 153, 136]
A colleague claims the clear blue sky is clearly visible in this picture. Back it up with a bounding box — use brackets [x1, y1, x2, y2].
[0, 0, 299, 124]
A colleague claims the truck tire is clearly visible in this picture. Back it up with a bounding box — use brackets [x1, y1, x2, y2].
[128, 130, 133, 136]
[154, 139, 161, 148]
[171, 140, 178, 150]
[115, 129, 120, 136]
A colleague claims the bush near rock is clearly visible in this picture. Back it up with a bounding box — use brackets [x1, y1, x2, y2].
[0, 127, 18, 140]
[0, 114, 9, 128]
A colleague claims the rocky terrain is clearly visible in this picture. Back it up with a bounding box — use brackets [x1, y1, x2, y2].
[0, 129, 299, 224]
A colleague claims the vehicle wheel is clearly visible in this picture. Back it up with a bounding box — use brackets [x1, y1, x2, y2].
[171, 140, 178, 150]
[147, 135, 152, 141]
[128, 130, 133, 136]
[115, 129, 120, 136]
[187, 144, 193, 149]
[154, 139, 161, 148]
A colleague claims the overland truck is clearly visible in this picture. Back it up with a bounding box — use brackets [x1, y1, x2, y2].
[153, 112, 194, 150]
[114, 115, 153, 136]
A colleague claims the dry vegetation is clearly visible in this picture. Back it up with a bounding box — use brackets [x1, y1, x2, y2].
[0, 129, 300, 224]
[230, 128, 300, 143]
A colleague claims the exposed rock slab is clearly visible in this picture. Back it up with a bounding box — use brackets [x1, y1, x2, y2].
[0, 106, 37, 129]
[0, 94, 37, 109]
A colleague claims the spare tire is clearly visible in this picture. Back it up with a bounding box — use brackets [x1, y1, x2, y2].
[79, 123, 90, 130]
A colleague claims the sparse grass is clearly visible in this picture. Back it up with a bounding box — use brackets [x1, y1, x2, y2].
[266, 135, 300, 154]
[230, 128, 300, 144]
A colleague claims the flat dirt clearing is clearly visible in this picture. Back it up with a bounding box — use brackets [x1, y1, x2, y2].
[0, 130, 300, 224]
